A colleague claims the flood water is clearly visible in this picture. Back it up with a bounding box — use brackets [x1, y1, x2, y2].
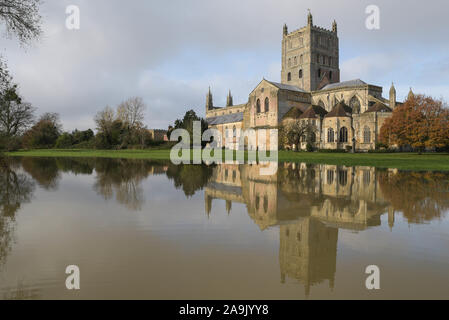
[0, 157, 448, 300]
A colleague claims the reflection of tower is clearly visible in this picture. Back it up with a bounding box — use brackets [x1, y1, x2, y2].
[279, 217, 338, 297]
[388, 207, 395, 231]
[226, 200, 232, 214]
[205, 194, 212, 217]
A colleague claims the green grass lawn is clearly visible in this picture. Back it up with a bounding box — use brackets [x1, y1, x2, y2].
[5, 149, 449, 171]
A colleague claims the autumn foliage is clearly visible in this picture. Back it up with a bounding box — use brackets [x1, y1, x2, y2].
[379, 94, 449, 151]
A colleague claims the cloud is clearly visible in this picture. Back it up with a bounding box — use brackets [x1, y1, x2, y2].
[0, 0, 448, 130]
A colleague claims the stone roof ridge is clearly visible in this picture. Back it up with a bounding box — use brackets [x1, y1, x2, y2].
[324, 101, 352, 118]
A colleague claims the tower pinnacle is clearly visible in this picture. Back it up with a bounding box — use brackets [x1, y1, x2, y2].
[283, 23, 288, 36]
[206, 87, 213, 110]
[332, 20, 337, 33]
[226, 90, 233, 107]
[408, 87, 414, 100]
[389, 82, 397, 109]
[307, 9, 313, 26]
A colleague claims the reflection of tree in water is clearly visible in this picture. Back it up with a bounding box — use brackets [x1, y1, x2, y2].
[55, 157, 95, 175]
[379, 171, 449, 223]
[2, 280, 41, 300]
[278, 164, 321, 195]
[21, 157, 60, 190]
[0, 159, 35, 267]
[166, 164, 214, 197]
[93, 159, 157, 211]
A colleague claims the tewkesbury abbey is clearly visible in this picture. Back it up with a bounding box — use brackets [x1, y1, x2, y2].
[205, 12, 404, 152]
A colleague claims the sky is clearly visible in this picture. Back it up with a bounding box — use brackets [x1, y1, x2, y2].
[1, 0, 449, 131]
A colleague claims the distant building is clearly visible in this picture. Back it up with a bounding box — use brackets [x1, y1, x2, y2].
[204, 12, 404, 151]
[148, 129, 168, 142]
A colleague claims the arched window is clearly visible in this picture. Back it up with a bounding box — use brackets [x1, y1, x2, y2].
[338, 170, 348, 186]
[264, 97, 269, 112]
[327, 170, 334, 184]
[233, 125, 237, 137]
[299, 69, 303, 79]
[339, 127, 348, 143]
[327, 128, 334, 142]
[287, 72, 291, 81]
[318, 68, 322, 78]
[294, 56, 297, 65]
[349, 96, 361, 114]
[288, 58, 291, 67]
[363, 126, 371, 143]
[363, 171, 370, 185]
[263, 196, 268, 213]
[256, 99, 261, 113]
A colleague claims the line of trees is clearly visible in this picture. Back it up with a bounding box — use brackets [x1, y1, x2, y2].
[94, 97, 154, 149]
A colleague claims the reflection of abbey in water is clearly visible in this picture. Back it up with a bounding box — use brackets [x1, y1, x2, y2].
[1, 157, 448, 296]
[205, 163, 397, 294]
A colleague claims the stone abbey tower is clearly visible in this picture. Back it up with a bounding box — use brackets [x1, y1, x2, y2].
[281, 11, 340, 91]
[204, 11, 403, 152]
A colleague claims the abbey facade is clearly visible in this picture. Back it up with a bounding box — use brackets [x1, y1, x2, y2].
[205, 12, 403, 151]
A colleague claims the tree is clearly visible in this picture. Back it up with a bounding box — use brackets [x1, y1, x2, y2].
[0, 0, 42, 45]
[94, 105, 115, 134]
[22, 112, 62, 148]
[116, 97, 146, 130]
[55, 132, 73, 149]
[380, 94, 449, 152]
[280, 120, 315, 151]
[0, 83, 34, 137]
[171, 109, 208, 147]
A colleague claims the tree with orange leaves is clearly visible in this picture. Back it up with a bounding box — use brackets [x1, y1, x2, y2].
[380, 94, 449, 152]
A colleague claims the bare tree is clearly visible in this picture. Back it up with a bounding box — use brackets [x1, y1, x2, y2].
[281, 120, 316, 151]
[0, 84, 35, 138]
[0, 0, 42, 44]
[94, 105, 115, 133]
[116, 97, 146, 130]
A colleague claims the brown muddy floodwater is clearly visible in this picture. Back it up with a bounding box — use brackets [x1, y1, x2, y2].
[0, 157, 448, 300]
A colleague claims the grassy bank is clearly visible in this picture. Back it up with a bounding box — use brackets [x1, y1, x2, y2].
[5, 149, 449, 171]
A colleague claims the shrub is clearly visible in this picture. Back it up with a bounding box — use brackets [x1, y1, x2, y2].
[306, 142, 314, 152]
[0, 135, 22, 151]
[55, 132, 74, 149]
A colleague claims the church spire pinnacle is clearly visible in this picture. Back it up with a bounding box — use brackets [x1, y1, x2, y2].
[206, 86, 213, 110]
[307, 9, 313, 26]
[390, 82, 397, 109]
[332, 20, 337, 33]
[408, 87, 414, 100]
[226, 89, 233, 107]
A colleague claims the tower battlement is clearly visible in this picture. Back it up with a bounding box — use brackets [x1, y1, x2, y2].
[281, 12, 340, 91]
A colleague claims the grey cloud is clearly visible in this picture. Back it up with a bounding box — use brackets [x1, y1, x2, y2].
[0, 0, 448, 131]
